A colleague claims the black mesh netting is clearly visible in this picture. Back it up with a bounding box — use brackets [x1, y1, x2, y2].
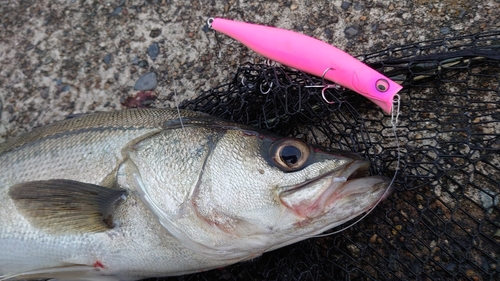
[164, 31, 500, 280]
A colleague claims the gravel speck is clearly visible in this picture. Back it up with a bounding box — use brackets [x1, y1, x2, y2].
[134, 72, 157, 91]
[440, 27, 451, 34]
[344, 26, 359, 38]
[103, 54, 112, 65]
[41, 88, 49, 99]
[138, 60, 149, 68]
[148, 42, 160, 61]
[61, 85, 71, 92]
[150, 28, 162, 38]
[458, 9, 466, 19]
[110, 7, 123, 16]
[479, 188, 499, 210]
[324, 28, 333, 39]
[353, 2, 364, 11]
[341, 1, 351, 10]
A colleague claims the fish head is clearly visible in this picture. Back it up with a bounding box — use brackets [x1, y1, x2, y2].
[124, 125, 392, 262]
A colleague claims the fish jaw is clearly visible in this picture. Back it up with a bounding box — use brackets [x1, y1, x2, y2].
[279, 159, 392, 221]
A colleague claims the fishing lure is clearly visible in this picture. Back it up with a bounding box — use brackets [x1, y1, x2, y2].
[208, 18, 402, 113]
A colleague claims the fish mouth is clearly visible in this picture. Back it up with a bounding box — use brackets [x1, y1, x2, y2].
[279, 160, 392, 218]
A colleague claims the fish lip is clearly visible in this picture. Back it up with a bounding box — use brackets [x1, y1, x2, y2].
[281, 159, 370, 193]
[279, 160, 392, 218]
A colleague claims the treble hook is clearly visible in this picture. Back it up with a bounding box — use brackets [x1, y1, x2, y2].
[321, 67, 335, 86]
[305, 67, 340, 104]
[321, 84, 338, 104]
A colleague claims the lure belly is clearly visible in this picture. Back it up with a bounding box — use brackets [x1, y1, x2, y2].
[209, 18, 402, 113]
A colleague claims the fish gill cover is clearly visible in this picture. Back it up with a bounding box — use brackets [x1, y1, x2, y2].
[170, 31, 500, 280]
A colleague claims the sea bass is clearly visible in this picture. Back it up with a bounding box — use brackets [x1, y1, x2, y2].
[0, 109, 391, 280]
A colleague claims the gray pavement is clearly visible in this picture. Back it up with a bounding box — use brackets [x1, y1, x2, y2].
[1, 0, 499, 140]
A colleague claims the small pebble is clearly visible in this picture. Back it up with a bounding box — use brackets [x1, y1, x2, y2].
[110, 6, 122, 16]
[341, 1, 351, 10]
[103, 53, 112, 65]
[138, 60, 149, 68]
[440, 27, 451, 35]
[344, 26, 359, 38]
[466, 269, 477, 278]
[134, 72, 157, 91]
[483, 127, 494, 134]
[150, 28, 161, 38]
[353, 2, 363, 11]
[346, 244, 360, 258]
[148, 42, 160, 61]
[324, 28, 333, 39]
[458, 9, 466, 18]
[41, 88, 49, 99]
[479, 188, 499, 210]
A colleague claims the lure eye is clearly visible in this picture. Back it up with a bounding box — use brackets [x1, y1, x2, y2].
[270, 139, 310, 172]
[376, 79, 389, 92]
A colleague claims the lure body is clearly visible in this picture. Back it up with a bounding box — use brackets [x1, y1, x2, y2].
[210, 18, 402, 113]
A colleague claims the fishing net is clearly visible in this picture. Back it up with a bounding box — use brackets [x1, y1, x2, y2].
[166, 31, 500, 280]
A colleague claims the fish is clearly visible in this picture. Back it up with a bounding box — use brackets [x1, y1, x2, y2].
[208, 17, 403, 113]
[0, 108, 392, 280]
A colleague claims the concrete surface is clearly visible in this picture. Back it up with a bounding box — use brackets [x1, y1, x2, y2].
[1, 0, 499, 140]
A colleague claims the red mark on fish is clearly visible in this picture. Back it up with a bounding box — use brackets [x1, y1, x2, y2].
[93, 261, 105, 269]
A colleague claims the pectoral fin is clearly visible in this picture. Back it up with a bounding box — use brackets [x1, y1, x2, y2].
[9, 179, 126, 234]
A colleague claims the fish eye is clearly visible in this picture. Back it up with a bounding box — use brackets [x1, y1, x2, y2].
[270, 138, 310, 172]
[376, 79, 389, 92]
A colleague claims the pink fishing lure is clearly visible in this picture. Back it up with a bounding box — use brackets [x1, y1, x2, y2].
[209, 18, 402, 113]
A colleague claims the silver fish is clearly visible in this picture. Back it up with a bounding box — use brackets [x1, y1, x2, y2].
[0, 109, 391, 281]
